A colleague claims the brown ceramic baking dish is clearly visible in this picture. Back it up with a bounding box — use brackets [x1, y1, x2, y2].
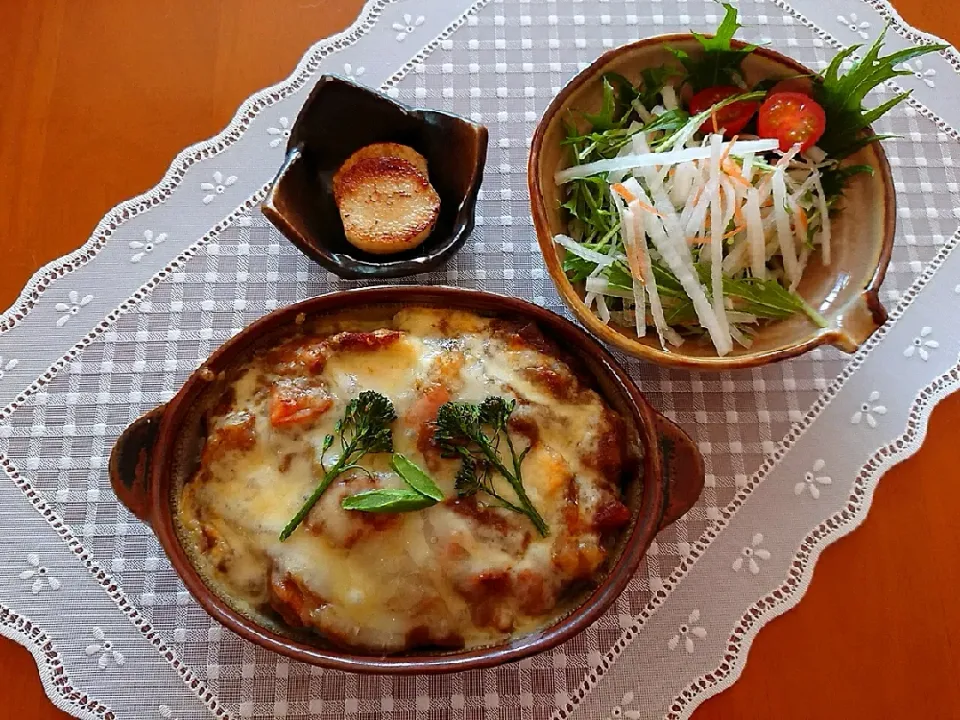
[529, 36, 896, 370]
[109, 286, 704, 674]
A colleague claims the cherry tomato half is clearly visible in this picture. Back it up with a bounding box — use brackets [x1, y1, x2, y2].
[688, 85, 760, 137]
[757, 91, 827, 153]
[767, 77, 814, 97]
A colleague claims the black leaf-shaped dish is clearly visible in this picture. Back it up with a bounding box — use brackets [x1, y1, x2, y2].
[262, 76, 489, 279]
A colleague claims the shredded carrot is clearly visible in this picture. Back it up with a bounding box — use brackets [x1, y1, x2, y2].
[636, 201, 664, 218]
[718, 135, 739, 166]
[710, 108, 720, 134]
[625, 246, 648, 286]
[796, 205, 809, 235]
[612, 183, 636, 203]
[761, 197, 774, 208]
[687, 236, 711, 245]
[723, 224, 747, 240]
[722, 158, 752, 188]
[690, 187, 703, 207]
[734, 203, 746, 227]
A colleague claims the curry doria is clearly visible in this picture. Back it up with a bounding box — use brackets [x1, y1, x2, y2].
[178, 307, 634, 652]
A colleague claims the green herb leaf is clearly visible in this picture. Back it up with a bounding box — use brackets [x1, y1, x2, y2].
[643, 108, 690, 135]
[341, 489, 436, 513]
[814, 25, 946, 160]
[434, 398, 548, 536]
[819, 163, 875, 201]
[669, 3, 756, 92]
[638, 66, 681, 108]
[279, 390, 398, 541]
[390, 453, 444, 502]
[583, 77, 621, 131]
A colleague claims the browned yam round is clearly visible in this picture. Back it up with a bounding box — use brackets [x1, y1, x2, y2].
[333, 156, 441, 255]
[333, 142, 429, 195]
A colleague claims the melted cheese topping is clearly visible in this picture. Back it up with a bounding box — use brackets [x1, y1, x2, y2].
[179, 307, 630, 652]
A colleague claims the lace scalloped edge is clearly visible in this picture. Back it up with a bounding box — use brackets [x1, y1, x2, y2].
[0, 0, 397, 336]
[0, 603, 116, 720]
[554, 2, 960, 716]
[0, 453, 232, 720]
[664, 364, 960, 718]
[0, 0, 954, 717]
[0, 2, 489, 717]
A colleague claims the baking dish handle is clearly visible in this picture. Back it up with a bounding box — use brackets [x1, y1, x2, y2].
[109, 405, 165, 524]
[654, 414, 706, 530]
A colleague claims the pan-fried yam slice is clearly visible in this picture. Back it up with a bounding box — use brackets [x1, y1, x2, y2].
[333, 142, 429, 195]
[333, 156, 441, 255]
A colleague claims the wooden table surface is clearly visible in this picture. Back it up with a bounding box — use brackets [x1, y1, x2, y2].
[2, 1, 959, 718]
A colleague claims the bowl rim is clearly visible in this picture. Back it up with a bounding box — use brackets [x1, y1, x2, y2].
[528, 34, 896, 370]
[140, 286, 674, 673]
[262, 74, 490, 280]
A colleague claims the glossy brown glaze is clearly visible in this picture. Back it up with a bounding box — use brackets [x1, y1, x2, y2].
[109, 286, 704, 674]
[263, 76, 488, 279]
[528, 36, 896, 370]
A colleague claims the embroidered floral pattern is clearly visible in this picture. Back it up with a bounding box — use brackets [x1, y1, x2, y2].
[795, 459, 832, 499]
[85, 627, 125, 669]
[903, 326, 939, 361]
[393, 13, 425, 41]
[900, 59, 937, 88]
[0, 356, 18, 379]
[267, 117, 291, 148]
[668, 609, 706, 654]
[19, 554, 61, 594]
[606, 691, 642, 720]
[732, 533, 770, 574]
[129, 230, 168, 263]
[200, 171, 238, 204]
[344, 62, 366, 80]
[158, 705, 178, 719]
[836, 13, 871, 39]
[55, 290, 94, 327]
[850, 391, 888, 428]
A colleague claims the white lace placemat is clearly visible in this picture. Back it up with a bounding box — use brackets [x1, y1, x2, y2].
[1, 0, 958, 718]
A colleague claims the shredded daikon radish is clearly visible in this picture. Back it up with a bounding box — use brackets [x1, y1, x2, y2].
[756, 144, 803, 203]
[683, 180, 714, 236]
[619, 206, 647, 338]
[679, 161, 709, 225]
[627, 204, 683, 347]
[708, 136, 732, 341]
[729, 325, 754, 348]
[741, 153, 756, 184]
[788, 196, 808, 264]
[595, 293, 611, 323]
[771, 168, 801, 286]
[661, 85, 679, 110]
[554, 234, 622, 266]
[793, 243, 810, 292]
[810, 166, 832, 264]
[554, 139, 780, 183]
[632, 98, 654, 123]
[607, 140, 642, 184]
[726, 311, 759, 324]
[670, 161, 699, 207]
[584, 276, 634, 299]
[720, 176, 737, 231]
[744, 187, 767, 279]
[625, 178, 732, 355]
